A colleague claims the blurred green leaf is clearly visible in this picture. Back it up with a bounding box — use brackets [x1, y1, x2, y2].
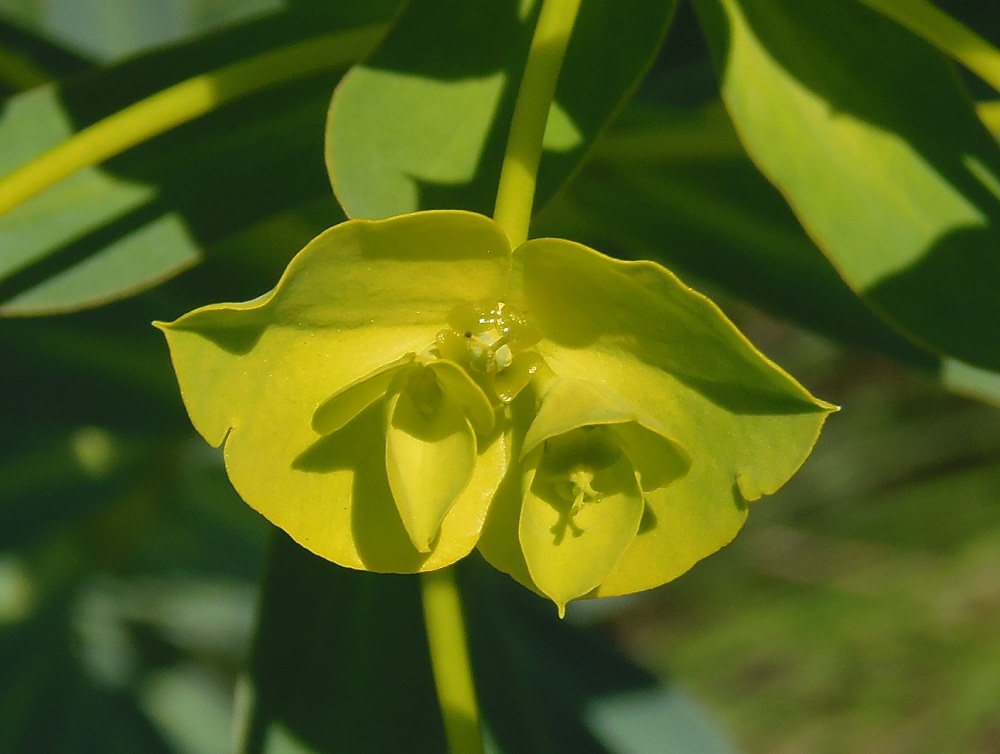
[854, 0, 1000, 98]
[240, 534, 736, 754]
[464, 559, 738, 754]
[0, 0, 283, 62]
[639, 349, 1000, 753]
[0, 15, 92, 95]
[0, 594, 174, 754]
[0, 3, 397, 316]
[326, 0, 678, 219]
[691, 0, 1000, 373]
[237, 533, 447, 754]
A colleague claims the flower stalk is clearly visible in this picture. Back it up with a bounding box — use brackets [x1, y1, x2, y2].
[420, 567, 484, 754]
[492, 0, 583, 247]
[420, 1, 583, 748]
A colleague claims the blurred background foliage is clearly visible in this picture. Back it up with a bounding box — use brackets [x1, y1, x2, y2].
[1, 0, 999, 752]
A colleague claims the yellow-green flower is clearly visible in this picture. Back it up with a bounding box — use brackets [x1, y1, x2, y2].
[156, 209, 834, 610]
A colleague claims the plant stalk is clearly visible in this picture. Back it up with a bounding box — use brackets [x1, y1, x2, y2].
[0, 25, 384, 218]
[420, 567, 484, 754]
[421, 5, 584, 750]
[493, 0, 583, 248]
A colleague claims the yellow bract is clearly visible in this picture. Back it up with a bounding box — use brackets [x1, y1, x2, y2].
[157, 210, 834, 612]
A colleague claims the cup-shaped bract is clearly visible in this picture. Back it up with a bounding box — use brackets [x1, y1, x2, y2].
[156, 209, 833, 602]
[477, 237, 836, 609]
[155, 211, 514, 573]
[516, 378, 690, 615]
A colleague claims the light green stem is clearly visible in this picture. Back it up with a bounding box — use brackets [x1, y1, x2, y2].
[855, 0, 1000, 95]
[420, 567, 484, 754]
[493, 0, 583, 247]
[420, 8, 584, 748]
[0, 25, 384, 218]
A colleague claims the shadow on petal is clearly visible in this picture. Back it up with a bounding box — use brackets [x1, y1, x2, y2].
[534, 487, 584, 546]
[731, 478, 751, 513]
[159, 307, 269, 356]
[637, 503, 657, 535]
[514, 240, 831, 416]
[668, 374, 830, 416]
[292, 403, 431, 572]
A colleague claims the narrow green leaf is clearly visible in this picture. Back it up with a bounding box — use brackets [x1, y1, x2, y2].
[0, 15, 93, 89]
[0, 4, 398, 316]
[693, 0, 1000, 372]
[855, 0, 1000, 96]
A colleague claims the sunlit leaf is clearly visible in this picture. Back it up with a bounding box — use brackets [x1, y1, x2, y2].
[537, 100, 938, 369]
[693, 0, 1000, 372]
[326, 0, 679, 219]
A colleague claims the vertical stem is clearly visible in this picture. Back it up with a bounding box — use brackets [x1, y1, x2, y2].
[421, 6, 584, 750]
[493, 0, 583, 248]
[420, 567, 484, 754]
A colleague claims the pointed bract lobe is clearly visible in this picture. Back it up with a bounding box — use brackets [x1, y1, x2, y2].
[384, 371, 479, 553]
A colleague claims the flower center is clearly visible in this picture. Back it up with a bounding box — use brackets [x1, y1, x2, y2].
[539, 425, 623, 512]
[466, 325, 514, 373]
[440, 300, 539, 374]
[555, 468, 602, 509]
[434, 300, 543, 403]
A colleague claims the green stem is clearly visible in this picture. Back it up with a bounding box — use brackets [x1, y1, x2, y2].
[420, 567, 484, 754]
[855, 0, 1000, 95]
[0, 25, 385, 218]
[493, 0, 583, 247]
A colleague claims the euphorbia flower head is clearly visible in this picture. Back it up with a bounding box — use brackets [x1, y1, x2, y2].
[156, 210, 833, 612]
